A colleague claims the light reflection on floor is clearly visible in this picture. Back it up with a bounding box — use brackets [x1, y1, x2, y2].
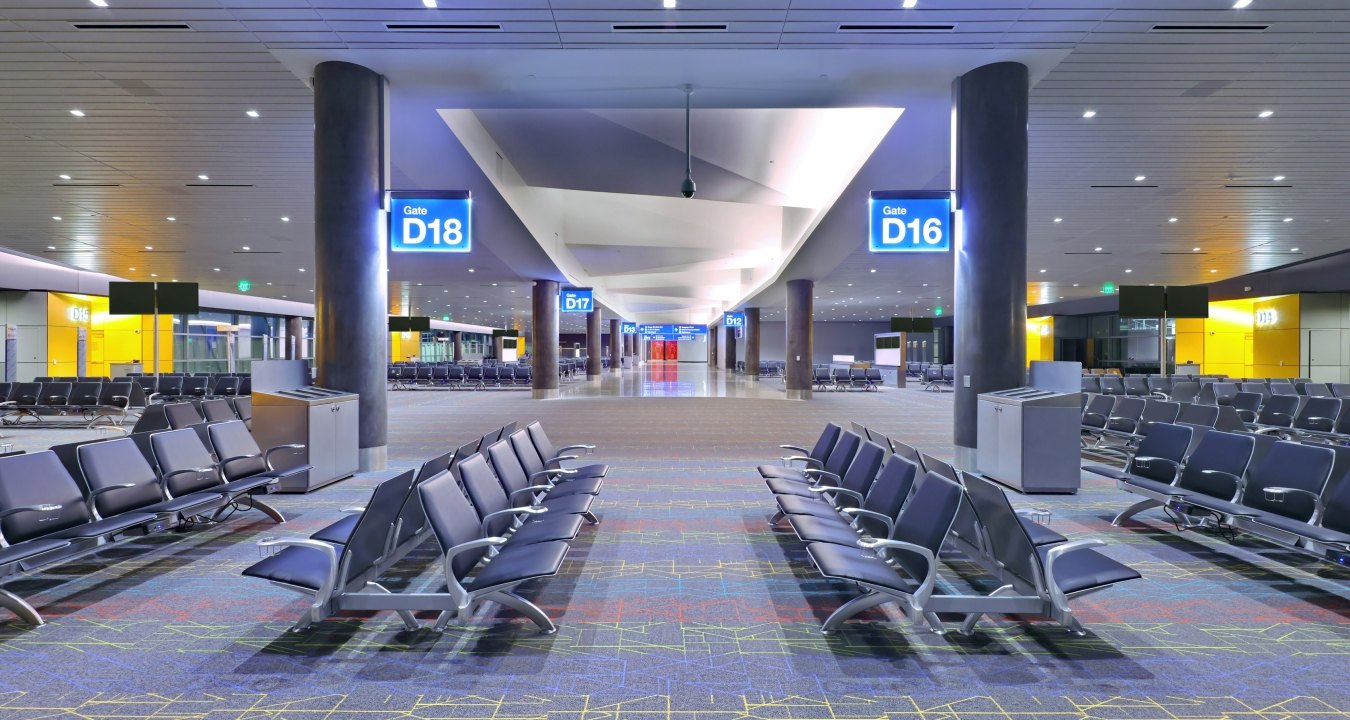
[562, 362, 790, 399]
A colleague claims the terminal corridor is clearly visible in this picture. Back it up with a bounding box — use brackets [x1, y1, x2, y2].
[0, 376, 1345, 718]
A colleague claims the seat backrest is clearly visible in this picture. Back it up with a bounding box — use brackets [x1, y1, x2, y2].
[821, 431, 862, 479]
[182, 376, 209, 396]
[858, 455, 919, 538]
[1081, 394, 1116, 428]
[1241, 441, 1335, 522]
[96, 381, 132, 407]
[76, 438, 166, 517]
[1140, 399, 1181, 431]
[1107, 397, 1146, 432]
[200, 398, 237, 423]
[1146, 377, 1171, 394]
[1270, 381, 1298, 396]
[1124, 377, 1149, 396]
[1128, 422, 1192, 483]
[889, 441, 926, 472]
[157, 376, 183, 395]
[509, 429, 548, 478]
[1099, 376, 1125, 395]
[206, 420, 267, 480]
[808, 423, 842, 462]
[42, 382, 72, 405]
[833, 441, 886, 508]
[1176, 430, 1255, 501]
[1240, 382, 1272, 400]
[457, 453, 511, 530]
[961, 474, 1048, 588]
[231, 396, 252, 423]
[1295, 397, 1342, 432]
[1177, 402, 1220, 427]
[919, 453, 958, 482]
[1231, 392, 1262, 412]
[340, 470, 417, 586]
[70, 381, 102, 405]
[213, 376, 240, 395]
[1257, 394, 1299, 426]
[484, 439, 535, 503]
[419, 469, 496, 581]
[149, 428, 226, 496]
[888, 472, 964, 582]
[163, 401, 204, 429]
[0, 451, 94, 542]
[1169, 381, 1200, 403]
[416, 450, 456, 482]
[1303, 383, 1333, 398]
[1214, 405, 1248, 432]
[0, 383, 10, 402]
[1081, 376, 1101, 393]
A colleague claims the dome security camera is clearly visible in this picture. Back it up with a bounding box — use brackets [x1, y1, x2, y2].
[680, 175, 696, 199]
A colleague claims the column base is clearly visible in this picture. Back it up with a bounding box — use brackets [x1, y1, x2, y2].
[954, 445, 979, 473]
[785, 388, 812, 400]
[746, 375, 759, 383]
[532, 388, 561, 399]
[587, 373, 602, 381]
[359, 445, 387, 472]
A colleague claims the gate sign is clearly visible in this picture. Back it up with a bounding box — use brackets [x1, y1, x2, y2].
[723, 312, 746, 328]
[560, 288, 594, 313]
[389, 192, 471, 253]
[868, 191, 952, 253]
[639, 324, 707, 341]
[621, 322, 637, 334]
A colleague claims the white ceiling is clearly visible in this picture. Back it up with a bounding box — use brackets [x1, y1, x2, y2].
[0, 1, 1347, 331]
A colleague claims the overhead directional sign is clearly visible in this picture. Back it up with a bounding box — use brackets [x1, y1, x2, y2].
[389, 191, 471, 253]
[639, 324, 707, 341]
[723, 312, 746, 328]
[868, 191, 952, 253]
[621, 322, 638, 334]
[560, 287, 594, 313]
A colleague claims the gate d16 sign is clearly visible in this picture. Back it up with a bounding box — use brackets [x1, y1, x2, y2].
[389, 192, 471, 253]
[560, 288, 594, 313]
[868, 191, 952, 253]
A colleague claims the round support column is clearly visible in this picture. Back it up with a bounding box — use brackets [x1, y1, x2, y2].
[531, 280, 560, 398]
[953, 62, 1030, 470]
[708, 324, 718, 366]
[723, 325, 737, 372]
[744, 307, 761, 381]
[785, 279, 813, 400]
[586, 310, 602, 378]
[609, 319, 621, 372]
[313, 60, 388, 472]
[451, 331, 463, 362]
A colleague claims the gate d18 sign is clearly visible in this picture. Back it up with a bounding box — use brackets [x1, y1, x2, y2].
[389, 192, 471, 253]
[868, 191, 952, 253]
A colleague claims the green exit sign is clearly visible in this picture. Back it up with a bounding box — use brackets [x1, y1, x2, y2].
[1101, 282, 1117, 295]
[441, 315, 450, 322]
[237, 279, 252, 292]
[934, 305, 944, 317]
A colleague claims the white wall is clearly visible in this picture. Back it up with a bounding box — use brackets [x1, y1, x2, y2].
[1300, 293, 1350, 384]
[752, 321, 892, 366]
[0, 290, 50, 381]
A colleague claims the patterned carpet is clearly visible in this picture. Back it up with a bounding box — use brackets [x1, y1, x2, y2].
[0, 373, 1347, 719]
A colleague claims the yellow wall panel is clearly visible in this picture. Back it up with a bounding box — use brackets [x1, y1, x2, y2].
[391, 332, 419, 362]
[1025, 317, 1053, 367]
[1253, 295, 1300, 378]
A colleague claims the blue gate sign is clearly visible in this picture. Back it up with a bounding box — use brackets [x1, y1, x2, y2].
[389, 192, 471, 253]
[723, 312, 745, 328]
[560, 288, 594, 313]
[868, 191, 952, 253]
[621, 322, 637, 334]
[638, 324, 708, 341]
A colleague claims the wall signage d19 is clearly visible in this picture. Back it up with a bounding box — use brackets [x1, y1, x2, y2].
[868, 191, 953, 253]
[389, 192, 471, 253]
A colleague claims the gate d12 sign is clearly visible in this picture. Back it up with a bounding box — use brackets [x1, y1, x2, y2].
[560, 288, 594, 313]
[723, 312, 745, 328]
[389, 192, 471, 253]
[868, 191, 952, 253]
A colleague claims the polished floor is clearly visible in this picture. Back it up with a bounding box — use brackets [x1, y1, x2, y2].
[0, 373, 1347, 719]
[561, 361, 824, 398]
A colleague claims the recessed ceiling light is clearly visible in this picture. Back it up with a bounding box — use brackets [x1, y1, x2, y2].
[901, 0, 918, 7]
[90, 0, 108, 6]
[241, 245, 250, 251]
[847, 283, 853, 287]
[1233, 0, 1253, 7]
[1093, 247, 1103, 252]
[1211, 269, 1219, 273]
[46, 245, 56, 250]
[51, 216, 62, 221]
[150, 273, 157, 277]
[197, 174, 209, 181]
[1039, 268, 1047, 273]
[58, 174, 71, 180]
[1192, 247, 1201, 252]
[1168, 217, 1178, 223]
[245, 110, 259, 118]
[1053, 217, 1063, 223]
[468, 268, 475, 273]
[1124, 268, 1133, 273]
[422, 0, 437, 6]
[1134, 175, 1146, 182]
[298, 268, 305, 272]
[69, 109, 85, 117]
[267, 282, 273, 286]
[144, 245, 152, 250]
[1281, 217, 1293, 223]
[1258, 110, 1274, 118]
[1273, 175, 1285, 181]
[1081, 110, 1096, 119]
[166, 216, 175, 222]
[1291, 247, 1300, 252]
[663, 0, 676, 7]
[869, 268, 876, 273]
[128, 267, 135, 272]
[281, 216, 290, 222]
[212, 267, 220, 272]
[1073, 283, 1080, 287]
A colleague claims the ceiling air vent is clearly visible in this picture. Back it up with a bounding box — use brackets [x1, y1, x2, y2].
[186, 183, 254, 188]
[1150, 24, 1268, 33]
[52, 183, 120, 187]
[612, 23, 728, 33]
[1090, 184, 1159, 189]
[73, 22, 192, 31]
[1226, 183, 1292, 189]
[838, 23, 955, 33]
[386, 23, 502, 32]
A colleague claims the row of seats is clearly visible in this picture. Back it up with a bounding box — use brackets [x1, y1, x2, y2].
[130, 397, 254, 434]
[0, 381, 145, 427]
[735, 360, 786, 377]
[388, 363, 533, 390]
[922, 364, 955, 391]
[127, 374, 249, 399]
[241, 420, 610, 634]
[1082, 374, 1338, 401]
[0, 419, 304, 625]
[759, 422, 1139, 636]
[811, 366, 882, 391]
[1088, 422, 1350, 567]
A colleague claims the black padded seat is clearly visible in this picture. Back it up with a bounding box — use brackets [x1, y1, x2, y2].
[1022, 521, 1068, 547]
[758, 465, 810, 482]
[567, 463, 609, 478]
[1036, 545, 1140, 595]
[242, 545, 332, 591]
[505, 515, 584, 545]
[539, 493, 594, 515]
[0, 537, 69, 566]
[765, 477, 820, 497]
[218, 474, 277, 495]
[310, 514, 359, 545]
[545, 476, 603, 496]
[1121, 475, 1184, 497]
[141, 493, 223, 516]
[49, 513, 157, 539]
[1248, 515, 1350, 546]
[806, 541, 920, 595]
[789, 515, 871, 545]
[464, 539, 568, 590]
[776, 494, 845, 519]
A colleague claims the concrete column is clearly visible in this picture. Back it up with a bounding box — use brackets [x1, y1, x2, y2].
[953, 62, 1029, 470]
[708, 324, 718, 366]
[586, 310, 602, 378]
[451, 331, 463, 362]
[609, 319, 621, 372]
[492, 335, 505, 360]
[744, 307, 761, 381]
[531, 280, 560, 398]
[313, 60, 387, 471]
[723, 325, 737, 371]
[786, 279, 813, 400]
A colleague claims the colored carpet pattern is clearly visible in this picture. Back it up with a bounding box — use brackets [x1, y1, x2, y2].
[0, 376, 1347, 718]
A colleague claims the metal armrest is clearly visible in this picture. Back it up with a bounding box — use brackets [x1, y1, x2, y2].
[0, 503, 62, 520]
[857, 538, 940, 608]
[1199, 469, 1244, 498]
[1081, 412, 1107, 425]
[340, 506, 366, 514]
[839, 507, 895, 534]
[480, 506, 546, 535]
[802, 468, 840, 485]
[88, 483, 136, 496]
[508, 485, 556, 501]
[809, 485, 864, 504]
[1131, 456, 1179, 477]
[557, 444, 595, 455]
[264, 444, 306, 472]
[1043, 539, 1107, 608]
[1262, 486, 1324, 517]
[779, 444, 810, 455]
[441, 537, 509, 608]
[256, 537, 341, 601]
[781, 455, 823, 469]
[529, 468, 576, 484]
[546, 454, 580, 466]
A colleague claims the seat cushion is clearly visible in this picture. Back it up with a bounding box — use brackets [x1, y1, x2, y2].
[1037, 546, 1140, 595]
[1082, 464, 1129, 481]
[1020, 518, 1067, 547]
[775, 494, 841, 519]
[758, 465, 809, 482]
[766, 477, 819, 498]
[310, 514, 359, 545]
[806, 542, 918, 595]
[0, 537, 70, 567]
[507, 515, 584, 545]
[219, 474, 276, 495]
[49, 512, 157, 539]
[143, 492, 224, 516]
[790, 516, 866, 546]
[467, 540, 567, 589]
[1247, 514, 1350, 545]
[1122, 476, 1183, 497]
[242, 545, 333, 591]
[539, 493, 594, 515]
[548, 476, 603, 496]
[567, 463, 608, 478]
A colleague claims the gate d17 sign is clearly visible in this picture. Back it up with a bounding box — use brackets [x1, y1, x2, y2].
[560, 288, 594, 313]
[868, 191, 952, 253]
[389, 192, 471, 253]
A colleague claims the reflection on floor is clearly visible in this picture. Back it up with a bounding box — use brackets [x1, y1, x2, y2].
[563, 362, 863, 398]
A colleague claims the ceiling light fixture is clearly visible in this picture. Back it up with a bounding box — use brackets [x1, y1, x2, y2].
[663, 0, 676, 7]
[1210, 269, 1218, 273]
[1039, 269, 1047, 273]
[59, 174, 71, 180]
[1124, 268, 1133, 273]
[1134, 175, 1146, 182]
[1283, 217, 1293, 222]
[197, 174, 209, 180]
[47, 245, 56, 250]
[679, 85, 696, 198]
[245, 110, 259, 118]
[51, 216, 62, 221]
[1081, 110, 1096, 119]
[166, 216, 175, 222]
[212, 267, 220, 272]
[1233, 0, 1253, 7]
[1093, 247, 1103, 252]
[69, 109, 85, 117]
[1258, 110, 1274, 118]
[1053, 217, 1063, 223]
[468, 268, 475, 273]
[1291, 247, 1300, 252]
[281, 216, 290, 222]
[144, 245, 152, 250]
[1168, 217, 1178, 223]
[1273, 175, 1285, 181]
[902, 0, 918, 7]
[298, 268, 306, 272]
[90, 0, 109, 6]
[1193, 247, 1201, 252]
[241, 245, 250, 251]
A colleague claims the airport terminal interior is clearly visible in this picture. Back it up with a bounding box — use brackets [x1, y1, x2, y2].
[1, 1, 1349, 718]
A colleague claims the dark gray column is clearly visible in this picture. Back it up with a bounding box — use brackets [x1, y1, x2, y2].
[285, 316, 304, 359]
[313, 60, 387, 471]
[451, 331, 463, 362]
[744, 307, 761, 381]
[708, 324, 718, 366]
[785, 279, 813, 400]
[609, 319, 621, 372]
[723, 325, 737, 371]
[953, 62, 1029, 470]
[586, 310, 602, 378]
[531, 280, 559, 398]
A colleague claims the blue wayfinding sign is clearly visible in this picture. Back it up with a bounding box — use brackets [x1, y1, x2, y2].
[724, 312, 746, 328]
[621, 322, 637, 334]
[389, 192, 471, 253]
[868, 191, 952, 253]
[638, 324, 707, 341]
[560, 288, 594, 313]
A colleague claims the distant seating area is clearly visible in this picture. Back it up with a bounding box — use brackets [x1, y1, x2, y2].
[808, 365, 881, 392]
[388, 361, 533, 390]
[0, 379, 145, 428]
